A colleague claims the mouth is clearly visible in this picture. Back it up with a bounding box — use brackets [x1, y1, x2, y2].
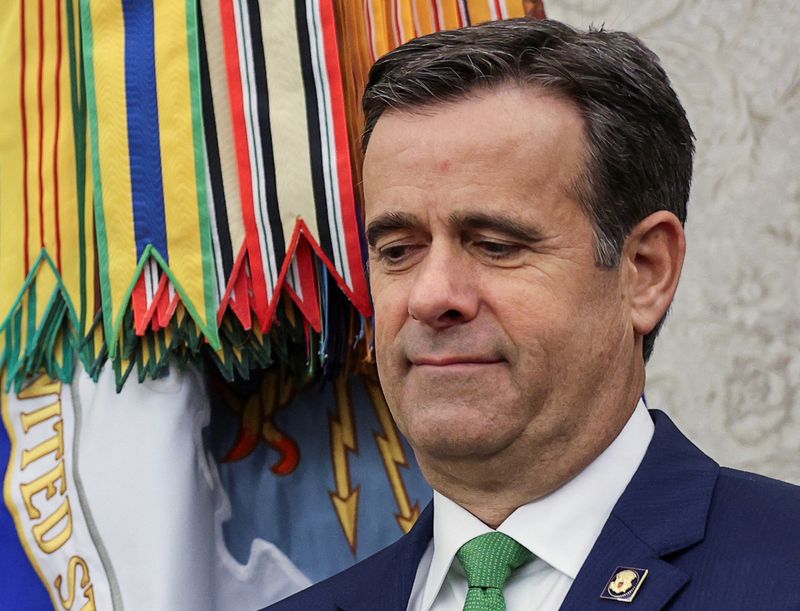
[410, 356, 504, 368]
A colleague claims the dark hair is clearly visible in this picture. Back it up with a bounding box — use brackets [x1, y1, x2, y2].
[362, 18, 695, 361]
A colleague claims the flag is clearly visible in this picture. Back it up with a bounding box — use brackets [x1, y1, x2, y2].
[1, 2, 537, 608]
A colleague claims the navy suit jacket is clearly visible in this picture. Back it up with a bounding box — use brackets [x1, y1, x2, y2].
[266, 411, 800, 610]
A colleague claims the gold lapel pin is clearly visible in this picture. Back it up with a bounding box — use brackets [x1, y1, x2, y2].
[599, 566, 649, 603]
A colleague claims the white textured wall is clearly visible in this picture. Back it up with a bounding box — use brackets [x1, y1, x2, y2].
[547, 1, 800, 483]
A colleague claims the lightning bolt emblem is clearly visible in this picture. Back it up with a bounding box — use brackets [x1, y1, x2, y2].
[363, 373, 420, 534]
[329, 373, 360, 552]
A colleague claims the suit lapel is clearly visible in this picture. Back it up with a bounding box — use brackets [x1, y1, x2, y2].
[335, 503, 434, 611]
[559, 514, 688, 610]
[560, 410, 720, 610]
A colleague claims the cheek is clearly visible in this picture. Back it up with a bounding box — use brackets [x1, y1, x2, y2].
[486, 272, 619, 364]
[486, 277, 571, 345]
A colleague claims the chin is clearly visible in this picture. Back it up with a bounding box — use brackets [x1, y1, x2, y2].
[415, 434, 516, 463]
[402, 410, 521, 461]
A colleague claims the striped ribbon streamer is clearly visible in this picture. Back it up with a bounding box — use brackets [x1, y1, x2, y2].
[200, 0, 372, 343]
[80, 0, 219, 359]
[0, 0, 96, 390]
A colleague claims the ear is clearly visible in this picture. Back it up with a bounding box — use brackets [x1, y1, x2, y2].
[621, 211, 685, 337]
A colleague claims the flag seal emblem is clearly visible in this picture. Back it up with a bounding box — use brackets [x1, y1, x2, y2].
[600, 566, 648, 603]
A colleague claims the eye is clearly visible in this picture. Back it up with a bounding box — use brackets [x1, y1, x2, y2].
[473, 240, 523, 260]
[381, 244, 412, 261]
[373, 241, 424, 269]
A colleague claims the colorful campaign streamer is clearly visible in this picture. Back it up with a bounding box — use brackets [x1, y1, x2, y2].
[1, 0, 533, 389]
[80, 0, 220, 362]
[0, 0, 96, 392]
[200, 0, 372, 340]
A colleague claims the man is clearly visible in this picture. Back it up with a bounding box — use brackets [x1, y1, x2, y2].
[267, 18, 800, 610]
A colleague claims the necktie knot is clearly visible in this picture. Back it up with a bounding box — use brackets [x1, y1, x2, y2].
[456, 532, 532, 590]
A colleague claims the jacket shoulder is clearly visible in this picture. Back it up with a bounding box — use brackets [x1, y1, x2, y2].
[718, 466, 800, 492]
[263, 541, 403, 610]
[264, 503, 433, 611]
[669, 467, 800, 608]
[710, 466, 800, 545]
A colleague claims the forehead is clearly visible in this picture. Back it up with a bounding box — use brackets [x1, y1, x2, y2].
[362, 85, 587, 219]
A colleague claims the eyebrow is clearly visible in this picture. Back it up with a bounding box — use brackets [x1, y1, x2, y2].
[366, 210, 546, 247]
[366, 211, 424, 247]
[447, 211, 545, 243]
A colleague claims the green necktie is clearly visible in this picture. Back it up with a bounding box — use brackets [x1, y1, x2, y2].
[456, 532, 533, 611]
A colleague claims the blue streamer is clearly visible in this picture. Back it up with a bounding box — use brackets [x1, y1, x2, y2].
[122, 0, 169, 260]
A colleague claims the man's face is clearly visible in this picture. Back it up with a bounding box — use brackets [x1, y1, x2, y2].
[363, 86, 635, 465]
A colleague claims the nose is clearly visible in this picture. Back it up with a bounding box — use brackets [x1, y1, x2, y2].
[406, 243, 479, 329]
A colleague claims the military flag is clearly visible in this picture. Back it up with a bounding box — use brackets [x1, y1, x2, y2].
[1, 1, 539, 609]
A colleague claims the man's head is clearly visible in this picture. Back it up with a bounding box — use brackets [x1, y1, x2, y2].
[363, 18, 695, 361]
[361, 19, 692, 516]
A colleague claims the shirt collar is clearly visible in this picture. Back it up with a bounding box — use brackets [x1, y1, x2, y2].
[422, 399, 654, 609]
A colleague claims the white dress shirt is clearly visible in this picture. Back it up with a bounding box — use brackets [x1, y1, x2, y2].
[406, 400, 654, 611]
